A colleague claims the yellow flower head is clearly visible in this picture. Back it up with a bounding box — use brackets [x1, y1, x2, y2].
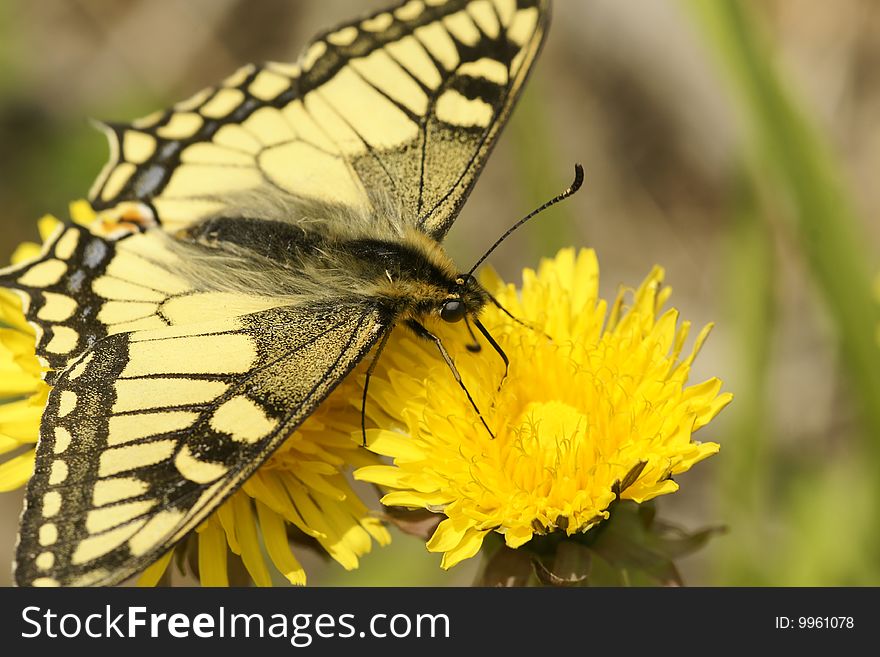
[356, 247, 732, 569]
[0, 202, 390, 586]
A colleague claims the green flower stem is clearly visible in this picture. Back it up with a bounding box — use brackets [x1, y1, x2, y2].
[718, 167, 776, 584]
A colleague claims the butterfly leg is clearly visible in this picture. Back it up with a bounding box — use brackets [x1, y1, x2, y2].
[361, 328, 393, 446]
[405, 319, 495, 439]
[471, 316, 510, 390]
[462, 315, 482, 353]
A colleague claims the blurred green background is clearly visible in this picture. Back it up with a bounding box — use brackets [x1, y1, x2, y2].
[1, 0, 879, 586]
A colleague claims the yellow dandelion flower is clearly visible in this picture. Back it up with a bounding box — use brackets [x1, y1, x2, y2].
[0, 203, 390, 587]
[355, 247, 732, 570]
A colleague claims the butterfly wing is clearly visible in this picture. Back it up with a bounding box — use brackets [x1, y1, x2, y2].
[15, 300, 387, 586]
[0, 223, 282, 384]
[88, 0, 550, 239]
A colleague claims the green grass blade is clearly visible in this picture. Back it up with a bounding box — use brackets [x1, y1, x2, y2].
[686, 0, 880, 483]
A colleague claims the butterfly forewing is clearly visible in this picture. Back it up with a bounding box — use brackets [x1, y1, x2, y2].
[15, 302, 387, 586]
[88, 0, 549, 240]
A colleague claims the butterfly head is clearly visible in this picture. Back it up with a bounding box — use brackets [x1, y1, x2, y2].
[440, 274, 486, 324]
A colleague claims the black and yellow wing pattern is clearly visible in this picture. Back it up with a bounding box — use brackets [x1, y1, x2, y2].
[17, 301, 386, 586]
[3, 225, 388, 586]
[90, 0, 549, 239]
[2, 0, 549, 586]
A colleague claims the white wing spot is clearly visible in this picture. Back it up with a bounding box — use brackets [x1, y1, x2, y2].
[199, 88, 245, 120]
[248, 69, 290, 101]
[458, 58, 509, 85]
[468, 1, 501, 39]
[361, 13, 393, 32]
[42, 491, 62, 518]
[123, 333, 257, 377]
[156, 112, 204, 140]
[394, 1, 424, 22]
[39, 523, 58, 546]
[107, 410, 200, 446]
[209, 395, 277, 444]
[36, 292, 77, 322]
[35, 552, 55, 571]
[48, 460, 68, 485]
[32, 577, 60, 587]
[45, 325, 79, 355]
[17, 259, 67, 287]
[86, 499, 157, 534]
[443, 12, 481, 46]
[123, 131, 158, 165]
[54, 229, 80, 260]
[53, 427, 72, 454]
[58, 391, 77, 418]
[98, 440, 177, 477]
[301, 41, 328, 71]
[436, 89, 493, 127]
[507, 6, 539, 46]
[71, 519, 148, 565]
[327, 26, 359, 47]
[93, 477, 150, 507]
[175, 445, 228, 484]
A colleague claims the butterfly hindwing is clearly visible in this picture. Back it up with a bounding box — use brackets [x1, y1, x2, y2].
[88, 0, 550, 240]
[0, 223, 203, 382]
[15, 301, 388, 586]
[0, 223, 112, 379]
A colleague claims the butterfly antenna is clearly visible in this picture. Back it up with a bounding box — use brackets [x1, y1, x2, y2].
[467, 163, 584, 277]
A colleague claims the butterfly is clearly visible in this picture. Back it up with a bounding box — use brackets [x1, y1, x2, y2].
[0, 0, 550, 586]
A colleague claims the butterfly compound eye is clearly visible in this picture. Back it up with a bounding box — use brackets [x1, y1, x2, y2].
[440, 299, 466, 323]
